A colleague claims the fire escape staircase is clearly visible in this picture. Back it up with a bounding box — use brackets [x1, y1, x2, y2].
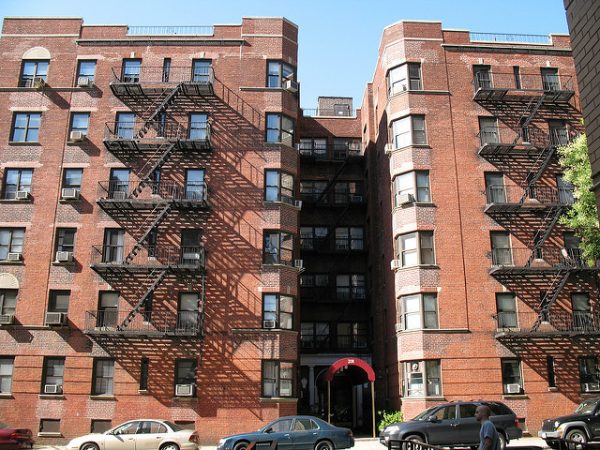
[530, 268, 572, 332]
[314, 158, 350, 204]
[117, 268, 168, 331]
[123, 202, 172, 265]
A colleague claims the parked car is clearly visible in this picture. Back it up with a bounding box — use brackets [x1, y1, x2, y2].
[539, 396, 600, 448]
[65, 419, 200, 450]
[379, 400, 522, 450]
[0, 422, 34, 450]
[217, 415, 354, 450]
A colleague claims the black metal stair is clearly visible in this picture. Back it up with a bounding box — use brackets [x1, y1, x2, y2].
[123, 203, 172, 265]
[117, 269, 168, 331]
[530, 268, 571, 332]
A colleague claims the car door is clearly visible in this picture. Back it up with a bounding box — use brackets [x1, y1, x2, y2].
[134, 421, 169, 450]
[589, 403, 600, 439]
[290, 418, 319, 450]
[104, 421, 139, 450]
[425, 405, 460, 445]
[456, 404, 481, 445]
[263, 418, 293, 450]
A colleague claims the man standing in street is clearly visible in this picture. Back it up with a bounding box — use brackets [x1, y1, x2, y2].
[475, 405, 500, 450]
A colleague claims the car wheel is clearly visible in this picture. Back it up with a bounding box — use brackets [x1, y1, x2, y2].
[497, 433, 507, 450]
[402, 434, 424, 450]
[565, 429, 587, 450]
[80, 443, 99, 450]
[315, 440, 334, 450]
[160, 443, 180, 450]
[233, 441, 249, 450]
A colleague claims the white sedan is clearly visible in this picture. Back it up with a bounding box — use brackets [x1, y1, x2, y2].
[66, 420, 199, 450]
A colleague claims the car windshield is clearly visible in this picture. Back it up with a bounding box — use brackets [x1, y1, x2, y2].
[413, 406, 439, 421]
[575, 399, 598, 415]
[163, 421, 183, 432]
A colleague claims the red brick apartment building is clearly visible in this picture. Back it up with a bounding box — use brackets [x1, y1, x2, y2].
[0, 15, 597, 443]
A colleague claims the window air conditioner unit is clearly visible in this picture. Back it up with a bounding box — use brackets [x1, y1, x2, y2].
[69, 131, 86, 142]
[45, 312, 67, 326]
[0, 314, 15, 325]
[294, 259, 304, 269]
[44, 384, 63, 394]
[350, 194, 363, 203]
[33, 77, 46, 89]
[384, 143, 395, 154]
[294, 200, 303, 209]
[263, 319, 277, 329]
[77, 76, 93, 87]
[182, 252, 201, 261]
[111, 191, 127, 200]
[7, 252, 22, 261]
[175, 384, 194, 397]
[283, 79, 299, 93]
[55, 251, 73, 263]
[505, 383, 522, 394]
[390, 259, 403, 270]
[583, 382, 600, 392]
[398, 193, 416, 206]
[15, 190, 31, 200]
[61, 188, 80, 200]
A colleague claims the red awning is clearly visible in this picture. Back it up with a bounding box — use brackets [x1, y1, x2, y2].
[323, 357, 375, 382]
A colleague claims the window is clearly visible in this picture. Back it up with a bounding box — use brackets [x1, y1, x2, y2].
[300, 181, 327, 203]
[388, 63, 422, 95]
[563, 232, 582, 263]
[175, 359, 197, 395]
[102, 229, 124, 263]
[335, 227, 364, 251]
[549, 120, 569, 146]
[0, 357, 14, 394]
[140, 358, 149, 391]
[184, 169, 205, 201]
[334, 181, 363, 204]
[11, 113, 41, 143]
[513, 66, 521, 89]
[39, 419, 60, 434]
[115, 112, 135, 140]
[473, 65, 492, 89]
[92, 359, 114, 395]
[162, 58, 171, 82]
[579, 357, 600, 392]
[547, 356, 556, 388]
[265, 170, 294, 204]
[2, 169, 32, 200]
[336, 322, 368, 349]
[263, 231, 294, 265]
[267, 61, 295, 87]
[192, 59, 212, 83]
[299, 138, 328, 158]
[76, 60, 96, 84]
[266, 113, 295, 146]
[108, 168, 130, 200]
[485, 173, 506, 204]
[335, 274, 366, 300]
[69, 113, 90, 136]
[0, 228, 25, 260]
[333, 104, 351, 116]
[122, 59, 141, 83]
[496, 293, 517, 328]
[91, 420, 112, 434]
[332, 138, 361, 158]
[62, 169, 83, 191]
[263, 294, 293, 329]
[300, 274, 329, 300]
[301, 322, 330, 350]
[395, 231, 435, 267]
[19, 60, 49, 87]
[501, 358, 523, 394]
[491, 232, 512, 266]
[48, 290, 69, 314]
[557, 175, 574, 205]
[394, 171, 430, 205]
[181, 229, 202, 264]
[403, 360, 441, 397]
[479, 117, 499, 145]
[262, 361, 294, 397]
[0, 290, 17, 317]
[541, 68, 560, 91]
[189, 113, 208, 140]
[42, 357, 64, 393]
[391, 116, 426, 149]
[400, 293, 438, 330]
[97, 292, 119, 328]
[55, 229, 76, 254]
[300, 226, 328, 251]
[572, 293, 592, 330]
[178, 293, 199, 332]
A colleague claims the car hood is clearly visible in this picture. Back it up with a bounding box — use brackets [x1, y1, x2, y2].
[548, 413, 591, 424]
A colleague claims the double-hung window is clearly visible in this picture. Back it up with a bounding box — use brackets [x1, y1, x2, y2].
[541, 68, 560, 91]
[115, 113, 135, 140]
[263, 231, 294, 265]
[42, 357, 65, 394]
[337, 322, 368, 349]
[404, 360, 441, 397]
[175, 359, 197, 396]
[266, 113, 295, 146]
[335, 227, 364, 251]
[501, 358, 523, 394]
[262, 361, 294, 398]
[491, 231, 512, 266]
[76, 60, 96, 84]
[19, 60, 49, 87]
[55, 228, 76, 258]
[396, 231, 435, 267]
[97, 292, 118, 328]
[92, 359, 115, 396]
[485, 173, 506, 204]
[400, 293, 438, 330]
[192, 60, 212, 83]
[2, 169, 32, 200]
[299, 138, 327, 159]
[69, 113, 90, 137]
[473, 65, 492, 89]
[388, 63, 422, 95]
[122, 59, 141, 83]
[0, 357, 14, 394]
[579, 357, 600, 392]
[189, 113, 208, 140]
[336, 274, 366, 300]
[479, 117, 499, 145]
[267, 61, 295, 88]
[0, 229, 25, 261]
[62, 169, 83, 194]
[0, 290, 17, 317]
[391, 116, 426, 149]
[265, 170, 294, 204]
[300, 227, 328, 251]
[496, 293, 517, 328]
[300, 181, 327, 203]
[394, 171, 430, 205]
[11, 113, 41, 143]
[334, 181, 363, 204]
[263, 294, 293, 329]
[301, 322, 330, 349]
[48, 290, 70, 315]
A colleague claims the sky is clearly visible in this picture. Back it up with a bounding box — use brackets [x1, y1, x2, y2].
[0, 0, 570, 109]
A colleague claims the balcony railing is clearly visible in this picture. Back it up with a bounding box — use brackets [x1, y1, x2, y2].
[485, 185, 574, 206]
[301, 108, 357, 118]
[490, 247, 594, 269]
[97, 181, 208, 203]
[127, 25, 214, 36]
[110, 65, 214, 85]
[469, 32, 552, 45]
[104, 121, 211, 143]
[84, 309, 201, 336]
[297, 144, 362, 160]
[473, 72, 574, 94]
[91, 245, 205, 268]
[496, 310, 600, 334]
[301, 336, 369, 351]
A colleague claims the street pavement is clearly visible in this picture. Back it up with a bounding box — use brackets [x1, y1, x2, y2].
[35, 436, 549, 450]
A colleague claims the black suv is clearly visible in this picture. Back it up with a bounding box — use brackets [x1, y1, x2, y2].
[379, 401, 522, 449]
[539, 396, 600, 448]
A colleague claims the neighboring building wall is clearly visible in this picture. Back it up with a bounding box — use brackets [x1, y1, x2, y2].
[565, 0, 600, 211]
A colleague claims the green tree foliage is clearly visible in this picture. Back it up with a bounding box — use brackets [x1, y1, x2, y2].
[377, 410, 404, 431]
[558, 133, 600, 261]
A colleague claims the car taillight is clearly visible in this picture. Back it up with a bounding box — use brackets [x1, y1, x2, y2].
[9, 432, 18, 440]
[515, 419, 520, 428]
[347, 430, 353, 437]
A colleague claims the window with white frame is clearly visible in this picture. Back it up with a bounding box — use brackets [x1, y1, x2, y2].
[388, 63, 422, 95]
[403, 360, 441, 397]
[0, 357, 14, 394]
[19, 60, 49, 87]
[2, 169, 32, 200]
[263, 294, 293, 329]
[395, 231, 435, 267]
[266, 113, 294, 146]
[262, 361, 294, 398]
[69, 113, 90, 137]
[0, 290, 17, 317]
[394, 171, 430, 205]
[263, 231, 294, 265]
[391, 116, 426, 149]
[0, 228, 25, 261]
[400, 293, 438, 330]
[92, 359, 114, 396]
[335, 227, 364, 251]
[495, 293, 517, 328]
[76, 60, 96, 84]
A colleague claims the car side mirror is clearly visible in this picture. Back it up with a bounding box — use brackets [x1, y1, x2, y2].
[427, 416, 439, 422]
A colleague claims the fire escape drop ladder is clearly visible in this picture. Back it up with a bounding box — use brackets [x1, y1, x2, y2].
[117, 268, 168, 331]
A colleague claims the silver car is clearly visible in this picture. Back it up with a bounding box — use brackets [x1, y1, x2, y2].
[66, 419, 199, 450]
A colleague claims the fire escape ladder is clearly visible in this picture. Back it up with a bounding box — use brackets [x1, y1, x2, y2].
[117, 269, 168, 330]
[520, 95, 545, 131]
[525, 206, 563, 267]
[123, 203, 172, 265]
[331, 203, 351, 230]
[136, 83, 183, 139]
[129, 142, 177, 199]
[530, 268, 571, 332]
[315, 159, 349, 204]
[518, 146, 557, 205]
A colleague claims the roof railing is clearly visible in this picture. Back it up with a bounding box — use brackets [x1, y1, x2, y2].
[469, 32, 552, 45]
[127, 26, 214, 36]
